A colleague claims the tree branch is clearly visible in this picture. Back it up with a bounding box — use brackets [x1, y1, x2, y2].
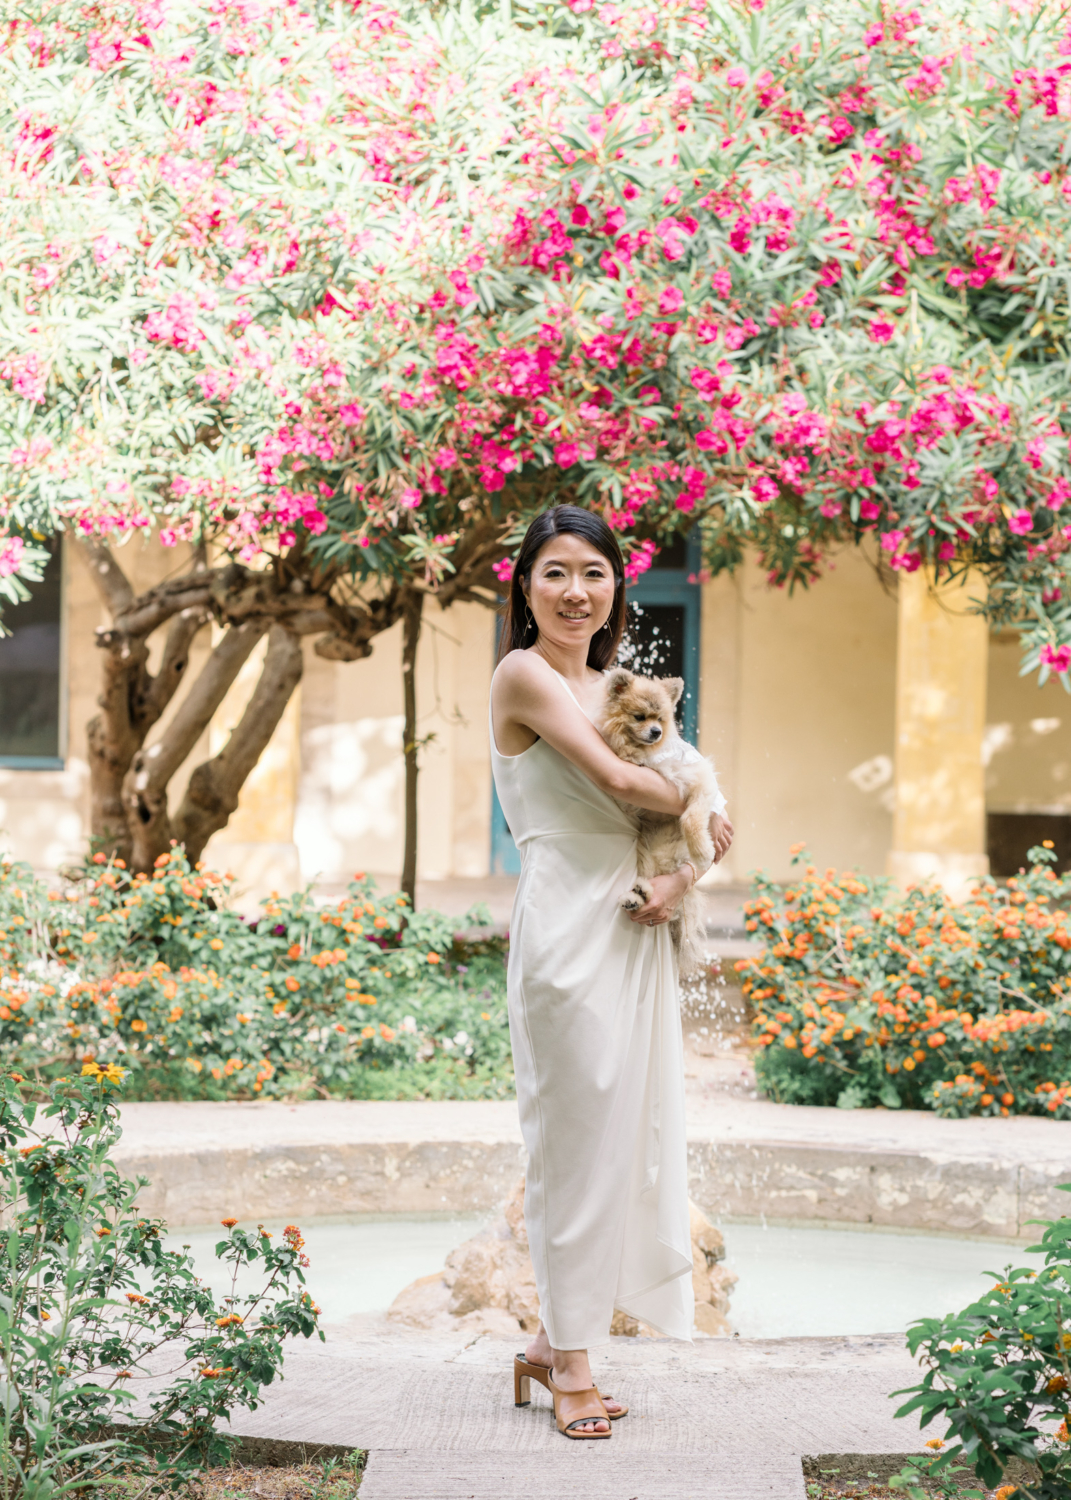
[122, 621, 268, 871]
[75, 536, 135, 618]
[140, 605, 212, 727]
[173, 625, 305, 864]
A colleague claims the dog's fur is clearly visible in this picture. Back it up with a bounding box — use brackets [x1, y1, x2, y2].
[597, 667, 717, 976]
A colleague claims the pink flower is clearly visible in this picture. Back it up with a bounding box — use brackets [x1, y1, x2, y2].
[946, 267, 967, 287]
[869, 319, 896, 344]
[658, 286, 684, 314]
[492, 557, 514, 583]
[624, 539, 657, 581]
[399, 487, 422, 509]
[555, 441, 581, 467]
[725, 66, 748, 87]
[711, 267, 732, 297]
[1041, 643, 1071, 674]
[0, 536, 25, 577]
[338, 404, 365, 425]
[570, 204, 591, 227]
[863, 23, 883, 45]
[752, 475, 779, 505]
[858, 498, 881, 521]
[436, 447, 458, 469]
[1008, 509, 1033, 535]
[937, 540, 956, 561]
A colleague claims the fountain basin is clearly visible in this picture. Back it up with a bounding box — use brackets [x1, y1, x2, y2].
[168, 1213, 1043, 1340]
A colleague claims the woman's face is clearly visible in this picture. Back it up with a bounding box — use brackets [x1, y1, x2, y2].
[524, 532, 616, 651]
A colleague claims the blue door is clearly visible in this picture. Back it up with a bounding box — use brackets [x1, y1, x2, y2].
[490, 532, 702, 875]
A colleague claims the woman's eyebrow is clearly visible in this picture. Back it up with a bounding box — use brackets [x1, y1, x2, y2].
[537, 555, 607, 569]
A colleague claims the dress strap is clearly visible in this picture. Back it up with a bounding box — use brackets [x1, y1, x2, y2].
[548, 668, 583, 710]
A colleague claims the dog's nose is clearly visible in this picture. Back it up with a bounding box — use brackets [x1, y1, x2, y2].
[645, 726, 663, 742]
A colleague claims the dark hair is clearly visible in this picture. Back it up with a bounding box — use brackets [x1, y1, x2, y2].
[497, 505, 627, 670]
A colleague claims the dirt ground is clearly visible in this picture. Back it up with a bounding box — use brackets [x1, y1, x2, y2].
[199, 1459, 366, 1500]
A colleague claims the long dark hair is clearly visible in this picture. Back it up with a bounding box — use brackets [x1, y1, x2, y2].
[497, 505, 627, 670]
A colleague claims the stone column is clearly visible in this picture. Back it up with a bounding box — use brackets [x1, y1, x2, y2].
[887, 567, 989, 896]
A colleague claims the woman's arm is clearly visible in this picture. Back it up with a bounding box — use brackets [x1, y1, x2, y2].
[493, 653, 688, 817]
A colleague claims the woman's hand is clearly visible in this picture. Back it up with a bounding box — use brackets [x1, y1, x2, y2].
[629, 867, 692, 926]
[710, 812, 734, 864]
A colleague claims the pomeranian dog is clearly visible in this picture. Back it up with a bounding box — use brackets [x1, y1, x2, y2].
[598, 668, 717, 976]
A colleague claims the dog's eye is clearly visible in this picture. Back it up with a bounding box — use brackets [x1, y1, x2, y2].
[633, 713, 647, 722]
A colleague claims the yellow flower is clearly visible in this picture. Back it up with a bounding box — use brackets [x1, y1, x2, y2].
[209, 938, 224, 951]
[130, 1019, 147, 1033]
[924, 1439, 943, 1450]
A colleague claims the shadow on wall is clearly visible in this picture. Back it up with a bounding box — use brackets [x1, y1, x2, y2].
[295, 717, 404, 881]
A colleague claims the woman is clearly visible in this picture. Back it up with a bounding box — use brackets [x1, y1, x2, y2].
[490, 505, 733, 1439]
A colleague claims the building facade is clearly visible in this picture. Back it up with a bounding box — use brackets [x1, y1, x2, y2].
[0, 536, 1067, 899]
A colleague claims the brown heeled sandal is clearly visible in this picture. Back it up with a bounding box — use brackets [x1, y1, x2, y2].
[547, 1375, 611, 1439]
[513, 1354, 628, 1421]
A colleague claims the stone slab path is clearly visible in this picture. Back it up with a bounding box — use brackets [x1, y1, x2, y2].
[224, 1328, 924, 1499]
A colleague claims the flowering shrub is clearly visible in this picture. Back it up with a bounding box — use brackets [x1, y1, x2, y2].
[741, 844, 1071, 1116]
[0, 848, 511, 1101]
[890, 1194, 1071, 1498]
[0, 1070, 321, 1495]
[4, 0, 1071, 679]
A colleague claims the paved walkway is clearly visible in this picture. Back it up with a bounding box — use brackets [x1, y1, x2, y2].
[224, 1326, 925, 1499]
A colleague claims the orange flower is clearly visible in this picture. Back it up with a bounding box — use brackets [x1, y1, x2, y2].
[373, 916, 389, 929]
[209, 938, 224, 951]
[924, 1439, 943, 1450]
[288, 943, 301, 959]
[285, 977, 300, 992]
[130, 1019, 147, 1033]
[427, 952, 441, 964]
[221, 1218, 238, 1228]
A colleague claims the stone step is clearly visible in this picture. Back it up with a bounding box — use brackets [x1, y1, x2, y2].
[358, 1448, 805, 1499]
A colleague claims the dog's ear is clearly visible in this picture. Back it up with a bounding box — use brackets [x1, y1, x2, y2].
[663, 676, 684, 707]
[605, 668, 634, 697]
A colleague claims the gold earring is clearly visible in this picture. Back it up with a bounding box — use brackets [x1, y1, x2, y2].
[525, 605, 535, 631]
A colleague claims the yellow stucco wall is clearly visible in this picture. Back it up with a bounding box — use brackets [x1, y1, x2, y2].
[698, 547, 899, 883]
[985, 630, 1071, 814]
[294, 598, 496, 889]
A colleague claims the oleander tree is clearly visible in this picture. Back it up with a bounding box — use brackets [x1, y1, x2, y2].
[4, 0, 1071, 881]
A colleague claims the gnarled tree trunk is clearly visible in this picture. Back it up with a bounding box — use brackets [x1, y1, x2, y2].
[78, 521, 507, 876]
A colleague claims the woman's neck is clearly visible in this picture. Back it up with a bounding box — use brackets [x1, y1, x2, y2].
[530, 637, 593, 683]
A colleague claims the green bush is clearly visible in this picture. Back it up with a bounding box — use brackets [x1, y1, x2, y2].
[0, 849, 511, 1101]
[740, 845, 1071, 1116]
[890, 1192, 1071, 1500]
[0, 1068, 321, 1497]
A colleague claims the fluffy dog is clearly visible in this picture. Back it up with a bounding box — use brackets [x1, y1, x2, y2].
[598, 667, 717, 975]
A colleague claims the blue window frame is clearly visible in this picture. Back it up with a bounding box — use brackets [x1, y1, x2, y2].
[490, 532, 702, 876]
[0, 542, 63, 770]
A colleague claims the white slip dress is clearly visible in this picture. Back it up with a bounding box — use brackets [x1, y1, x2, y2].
[490, 664, 694, 1349]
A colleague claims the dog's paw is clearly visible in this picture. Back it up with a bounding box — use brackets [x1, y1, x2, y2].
[619, 879, 652, 912]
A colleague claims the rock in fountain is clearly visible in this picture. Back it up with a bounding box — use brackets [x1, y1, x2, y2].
[387, 1178, 737, 1337]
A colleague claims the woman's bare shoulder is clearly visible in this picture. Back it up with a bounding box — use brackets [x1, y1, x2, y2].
[494, 649, 553, 695]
